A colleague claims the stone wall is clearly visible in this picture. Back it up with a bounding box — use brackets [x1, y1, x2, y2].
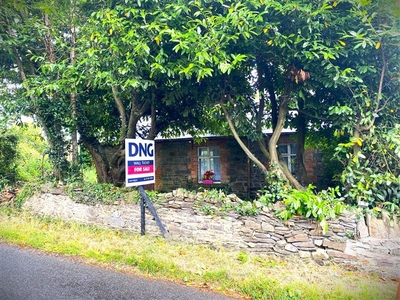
[23, 188, 400, 279]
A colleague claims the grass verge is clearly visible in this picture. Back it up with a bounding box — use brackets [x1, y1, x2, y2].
[0, 207, 398, 300]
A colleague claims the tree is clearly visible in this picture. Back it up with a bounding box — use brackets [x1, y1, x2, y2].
[1, 0, 399, 207]
[157, 0, 365, 189]
[0, 0, 87, 181]
[328, 0, 400, 207]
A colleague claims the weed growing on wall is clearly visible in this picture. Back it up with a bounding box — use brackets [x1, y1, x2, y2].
[277, 185, 346, 234]
[66, 182, 126, 205]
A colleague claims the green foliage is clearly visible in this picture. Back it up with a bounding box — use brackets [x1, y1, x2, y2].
[305, 130, 345, 189]
[235, 201, 260, 217]
[336, 125, 400, 211]
[277, 185, 346, 234]
[0, 132, 18, 184]
[237, 251, 249, 264]
[66, 182, 126, 205]
[202, 270, 229, 282]
[8, 124, 53, 182]
[82, 166, 97, 184]
[0, 178, 8, 192]
[341, 162, 400, 209]
[327, 0, 400, 212]
[258, 170, 290, 204]
[256, 171, 347, 228]
[13, 182, 41, 208]
[1, 0, 399, 195]
[194, 188, 234, 216]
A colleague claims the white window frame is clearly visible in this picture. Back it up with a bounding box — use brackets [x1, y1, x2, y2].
[279, 144, 297, 173]
[198, 146, 221, 183]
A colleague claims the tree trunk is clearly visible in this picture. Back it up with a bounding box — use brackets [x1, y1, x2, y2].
[269, 80, 304, 191]
[256, 59, 265, 132]
[265, 67, 278, 130]
[295, 98, 309, 185]
[69, 2, 79, 166]
[13, 46, 68, 181]
[81, 134, 126, 185]
[81, 137, 111, 184]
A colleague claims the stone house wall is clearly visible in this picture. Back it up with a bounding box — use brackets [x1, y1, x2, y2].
[155, 134, 323, 199]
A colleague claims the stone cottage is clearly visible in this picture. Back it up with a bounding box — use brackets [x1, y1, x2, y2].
[152, 132, 323, 198]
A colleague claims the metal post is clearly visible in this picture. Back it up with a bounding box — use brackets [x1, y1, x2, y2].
[139, 186, 169, 239]
[140, 195, 145, 236]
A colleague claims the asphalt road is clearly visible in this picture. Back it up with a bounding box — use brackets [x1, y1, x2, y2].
[0, 244, 235, 300]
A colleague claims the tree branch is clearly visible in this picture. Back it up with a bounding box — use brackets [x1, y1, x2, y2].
[220, 95, 268, 174]
[111, 85, 127, 140]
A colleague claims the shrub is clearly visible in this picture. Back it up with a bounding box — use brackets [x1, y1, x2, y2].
[278, 185, 346, 234]
[7, 124, 52, 182]
[0, 132, 18, 184]
[257, 170, 290, 204]
[335, 125, 400, 215]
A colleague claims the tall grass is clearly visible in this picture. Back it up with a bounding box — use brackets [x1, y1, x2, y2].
[83, 166, 97, 184]
[0, 208, 397, 300]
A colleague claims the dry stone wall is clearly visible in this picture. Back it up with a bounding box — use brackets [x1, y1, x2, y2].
[23, 188, 400, 279]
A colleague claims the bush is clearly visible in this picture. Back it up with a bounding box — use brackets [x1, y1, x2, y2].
[336, 125, 400, 213]
[341, 162, 400, 214]
[257, 170, 290, 204]
[8, 124, 53, 182]
[0, 132, 18, 184]
[278, 185, 346, 234]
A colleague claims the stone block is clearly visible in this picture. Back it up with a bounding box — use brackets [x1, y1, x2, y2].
[253, 243, 275, 249]
[312, 249, 329, 260]
[284, 230, 304, 238]
[299, 251, 311, 258]
[287, 233, 309, 243]
[107, 217, 125, 228]
[253, 232, 271, 239]
[323, 240, 346, 252]
[261, 222, 275, 232]
[309, 228, 323, 236]
[356, 216, 369, 239]
[244, 219, 262, 230]
[313, 239, 323, 247]
[295, 221, 317, 230]
[276, 240, 287, 248]
[293, 241, 316, 251]
[273, 247, 291, 255]
[366, 213, 400, 239]
[269, 232, 285, 240]
[330, 224, 345, 233]
[326, 250, 357, 260]
[247, 242, 256, 248]
[285, 243, 298, 253]
[275, 226, 290, 231]
[391, 247, 400, 256]
[284, 221, 295, 228]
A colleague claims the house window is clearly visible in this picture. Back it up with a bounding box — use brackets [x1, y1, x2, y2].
[278, 144, 297, 173]
[198, 146, 221, 182]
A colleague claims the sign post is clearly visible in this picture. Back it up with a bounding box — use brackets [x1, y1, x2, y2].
[125, 139, 168, 239]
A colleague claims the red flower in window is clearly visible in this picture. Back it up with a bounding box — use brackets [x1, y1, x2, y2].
[202, 170, 214, 180]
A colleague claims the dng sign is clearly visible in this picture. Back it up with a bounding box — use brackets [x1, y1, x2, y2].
[127, 142, 154, 157]
[125, 139, 155, 187]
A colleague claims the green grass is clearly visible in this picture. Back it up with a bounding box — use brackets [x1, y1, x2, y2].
[0, 208, 398, 300]
[83, 166, 98, 184]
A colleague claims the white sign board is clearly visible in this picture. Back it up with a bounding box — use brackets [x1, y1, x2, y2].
[125, 139, 155, 187]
